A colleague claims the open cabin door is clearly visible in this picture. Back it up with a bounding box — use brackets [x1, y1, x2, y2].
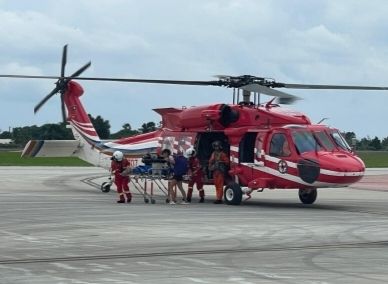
[195, 132, 229, 183]
[238, 131, 267, 184]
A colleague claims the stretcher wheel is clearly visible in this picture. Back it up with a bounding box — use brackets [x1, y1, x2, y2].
[101, 182, 111, 193]
[151, 199, 156, 204]
[144, 198, 149, 203]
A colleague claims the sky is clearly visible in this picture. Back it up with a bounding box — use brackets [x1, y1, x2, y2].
[0, 0, 388, 139]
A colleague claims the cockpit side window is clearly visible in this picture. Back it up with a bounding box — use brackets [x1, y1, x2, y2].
[331, 131, 352, 152]
[269, 133, 291, 157]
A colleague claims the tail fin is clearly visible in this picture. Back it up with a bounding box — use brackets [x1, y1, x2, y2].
[61, 81, 113, 168]
[64, 81, 101, 144]
[22, 81, 111, 168]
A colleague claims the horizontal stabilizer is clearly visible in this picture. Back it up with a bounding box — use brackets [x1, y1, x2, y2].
[153, 107, 183, 116]
[22, 140, 80, 158]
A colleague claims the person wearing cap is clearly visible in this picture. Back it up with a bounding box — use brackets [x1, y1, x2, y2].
[209, 141, 229, 204]
[111, 150, 132, 203]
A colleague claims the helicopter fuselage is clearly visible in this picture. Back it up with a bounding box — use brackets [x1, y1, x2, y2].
[22, 81, 365, 204]
[148, 99, 365, 191]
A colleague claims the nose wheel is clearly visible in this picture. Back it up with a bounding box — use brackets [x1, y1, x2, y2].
[298, 188, 317, 204]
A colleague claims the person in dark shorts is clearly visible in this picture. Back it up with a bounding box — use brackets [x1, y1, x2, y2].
[161, 149, 189, 205]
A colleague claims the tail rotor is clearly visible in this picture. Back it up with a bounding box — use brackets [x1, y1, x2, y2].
[33, 45, 91, 123]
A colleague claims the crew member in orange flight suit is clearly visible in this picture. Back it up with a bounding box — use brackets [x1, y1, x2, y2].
[186, 147, 205, 203]
[111, 150, 132, 203]
[209, 141, 229, 204]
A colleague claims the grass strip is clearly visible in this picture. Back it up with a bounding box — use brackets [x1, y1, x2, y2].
[0, 151, 91, 166]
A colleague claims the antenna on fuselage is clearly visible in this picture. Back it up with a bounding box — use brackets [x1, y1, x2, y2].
[317, 117, 329, 124]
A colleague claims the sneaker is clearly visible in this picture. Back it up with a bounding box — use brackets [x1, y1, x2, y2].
[169, 201, 176, 205]
[117, 200, 125, 203]
[180, 201, 189, 205]
[199, 197, 204, 203]
[186, 198, 191, 203]
[213, 200, 223, 204]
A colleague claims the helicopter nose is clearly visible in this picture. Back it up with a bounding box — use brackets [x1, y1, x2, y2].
[318, 153, 365, 185]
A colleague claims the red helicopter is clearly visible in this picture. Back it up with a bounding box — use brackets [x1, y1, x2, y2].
[2, 45, 388, 205]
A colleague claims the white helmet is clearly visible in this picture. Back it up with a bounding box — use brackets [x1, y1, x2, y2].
[185, 147, 196, 158]
[112, 150, 124, 161]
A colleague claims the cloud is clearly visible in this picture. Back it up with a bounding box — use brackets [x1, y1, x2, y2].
[0, 0, 388, 138]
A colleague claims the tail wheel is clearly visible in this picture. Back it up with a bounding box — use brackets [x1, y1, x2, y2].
[298, 188, 317, 204]
[101, 182, 111, 193]
[224, 182, 243, 205]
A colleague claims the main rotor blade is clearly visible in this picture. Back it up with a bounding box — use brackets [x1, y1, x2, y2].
[61, 45, 68, 77]
[241, 84, 300, 104]
[0, 75, 64, 79]
[0, 74, 220, 86]
[65, 76, 220, 86]
[280, 83, 388, 90]
[68, 61, 91, 79]
[34, 86, 60, 114]
[2, 72, 388, 91]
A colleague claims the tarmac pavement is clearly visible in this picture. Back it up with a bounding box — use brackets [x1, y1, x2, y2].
[0, 167, 388, 284]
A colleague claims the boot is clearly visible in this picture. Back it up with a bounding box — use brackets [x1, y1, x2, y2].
[125, 192, 132, 203]
[199, 189, 205, 203]
[117, 193, 125, 203]
[186, 188, 193, 203]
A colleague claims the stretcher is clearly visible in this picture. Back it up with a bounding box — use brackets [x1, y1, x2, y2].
[100, 161, 170, 204]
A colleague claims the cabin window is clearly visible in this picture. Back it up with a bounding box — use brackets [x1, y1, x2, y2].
[269, 133, 291, 157]
[239, 132, 256, 163]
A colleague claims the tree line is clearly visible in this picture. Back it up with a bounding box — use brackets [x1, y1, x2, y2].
[0, 116, 387, 151]
[343, 132, 388, 151]
[0, 114, 156, 146]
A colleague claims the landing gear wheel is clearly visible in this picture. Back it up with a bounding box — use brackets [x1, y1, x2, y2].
[144, 198, 149, 203]
[224, 182, 243, 205]
[298, 188, 317, 204]
[100, 182, 111, 193]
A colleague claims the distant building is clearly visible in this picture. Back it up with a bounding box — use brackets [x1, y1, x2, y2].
[0, 139, 12, 144]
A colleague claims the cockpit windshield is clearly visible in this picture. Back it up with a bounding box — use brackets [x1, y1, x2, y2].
[291, 130, 320, 154]
[330, 130, 352, 152]
[314, 131, 335, 151]
[291, 129, 352, 153]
